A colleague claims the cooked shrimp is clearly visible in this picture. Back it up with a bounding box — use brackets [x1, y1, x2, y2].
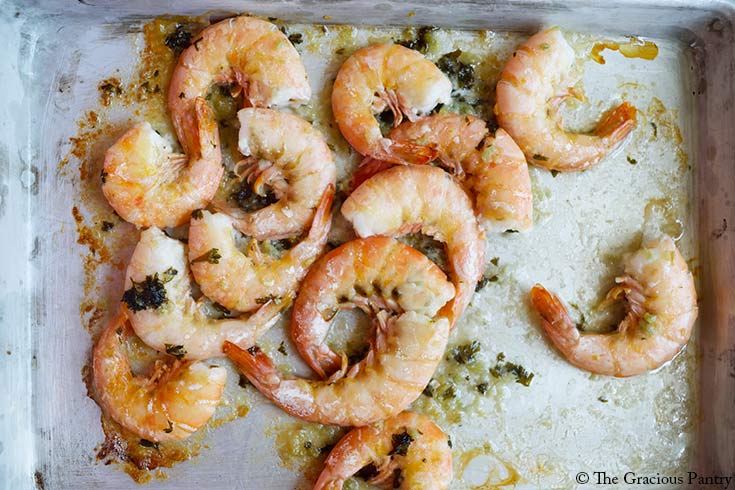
[495, 27, 637, 172]
[224, 237, 454, 426]
[331, 44, 452, 164]
[123, 227, 287, 360]
[189, 186, 333, 313]
[102, 98, 222, 228]
[341, 165, 484, 327]
[352, 114, 533, 232]
[314, 411, 453, 490]
[93, 313, 226, 442]
[168, 16, 310, 156]
[218, 108, 336, 240]
[291, 235, 458, 378]
[530, 235, 697, 377]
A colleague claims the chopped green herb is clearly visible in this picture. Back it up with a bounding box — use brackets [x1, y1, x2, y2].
[447, 435, 453, 448]
[247, 345, 261, 355]
[476, 382, 489, 394]
[437, 49, 475, 89]
[303, 441, 312, 449]
[389, 430, 414, 456]
[100, 221, 114, 232]
[191, 209, 203, 219]
[489, 353, 535, 387]
[192, 248, 221, 264]
[651, 122, 658, 137]
[551, 169, 560, 177]
[160, 267, 178, 283]
[164, 24, 193, 54]
[397, 25, 438, 53]
[277, 341, 288, 356]
[451, 341, 481, 364]
[238, 374, 250, 388]
[441, 385, 456, 399]
[504, 229, 519, 234]
[100, 171, 108, 184]
[598, 396, 609, 403]
[122, 273, 168, 311]
[532, 153, 549, 161]
[165, 344, 186, 359]
[490, 257, 499, 266]
[540, 42, 550, 50]
[163, 420, 174, 433]
[627, 156, 638, 165]
[288, 32, 303, 44]
[230, 181, 278, 212]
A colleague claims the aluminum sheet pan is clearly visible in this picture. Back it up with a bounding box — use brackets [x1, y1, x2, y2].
[1, 1, 734, 489]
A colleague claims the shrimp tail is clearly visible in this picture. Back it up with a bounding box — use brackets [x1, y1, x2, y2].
[530, 284, 580, 353]
[192, 97, 220, 160]
[386, 140, 438, 165]
[350, 157, 395, 191]
[593, 101, 637, 144]
[223, 341, 281, 393]
[307, 184, 335, 243]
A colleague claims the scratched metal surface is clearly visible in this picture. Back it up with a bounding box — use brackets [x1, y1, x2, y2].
[0, 1, 734, 489]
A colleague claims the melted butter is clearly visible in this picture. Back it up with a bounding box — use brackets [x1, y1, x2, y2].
[590, 37, 659, 64]
[268, 421, 347, 482]
[459, 443, 520, 488]
[644, 197, 684, 241]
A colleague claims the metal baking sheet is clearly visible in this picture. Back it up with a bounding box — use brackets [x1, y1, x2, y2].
[1, 1, 734, 488]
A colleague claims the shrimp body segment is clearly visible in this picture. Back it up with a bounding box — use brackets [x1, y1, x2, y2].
[291, 235, 457, 378]
[102, 99, 221, 228]
[332, 44, 452, 164]
[189, 185, 334, 313]
[226, 108, 337, 240]
[168, 16, 310, 156]
[495, 28, 637, 171]
[342, 165, 485, 327]
[93, 314, 226, 442]
[530, 235, 697, 377]
[314, 411, 453, 490]
[224, 237, 454, 427]
[354, 114, 533, 232]
[124, 228, 285, 360]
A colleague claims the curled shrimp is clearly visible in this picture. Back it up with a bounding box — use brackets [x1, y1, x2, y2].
[168, 16, 310, 156]
[353, 114, 533, 233]
[123, 227, 287, 360]
[224, 237, 454, 426]
[189, 185, 334, 313]
[530, 234, 697, 377]
[341, 165, 485, 327]
[93, 313, 226, 441]
[314, 411, 453, 490]
[331, 44, 452, 164]
[291, 234, 459, 378]
[103, 16, 310, 228]
[495, 27, 637, 172]
[219, 108, 336, 240]
[102, 98, 221, 228]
